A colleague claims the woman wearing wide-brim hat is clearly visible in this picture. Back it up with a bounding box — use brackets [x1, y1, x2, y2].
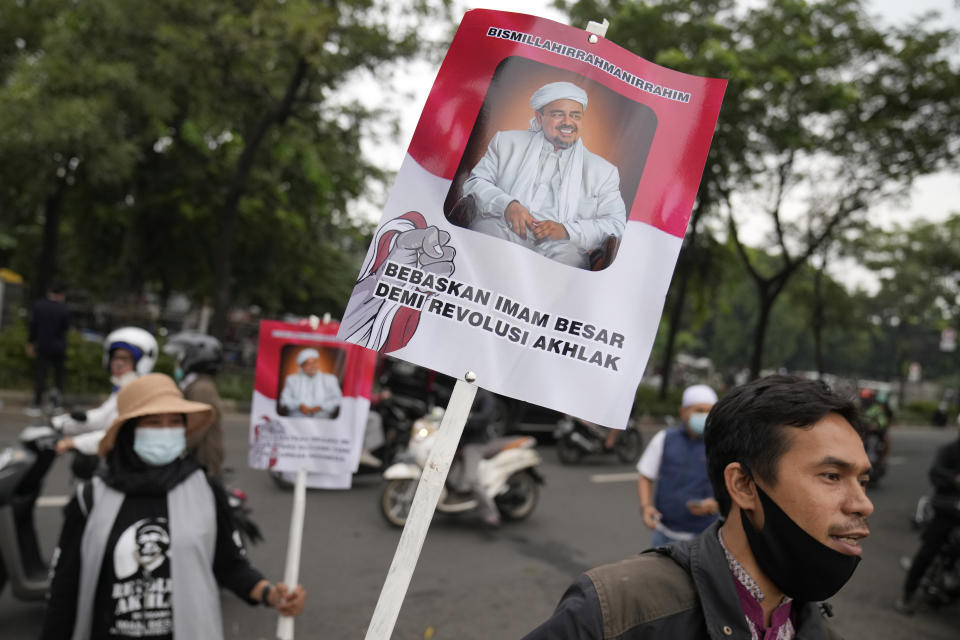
[42, 373, 306, 640]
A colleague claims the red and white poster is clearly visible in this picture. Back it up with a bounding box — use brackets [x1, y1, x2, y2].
[249, 319, 377, 487]
[339, 10, 726, 428]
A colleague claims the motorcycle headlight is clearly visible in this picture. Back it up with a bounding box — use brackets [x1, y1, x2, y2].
[414, 427, 431, 441]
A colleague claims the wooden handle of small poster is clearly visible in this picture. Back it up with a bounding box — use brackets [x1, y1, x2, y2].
[364, 375, 479, 640]
[276, 467, 307, 640]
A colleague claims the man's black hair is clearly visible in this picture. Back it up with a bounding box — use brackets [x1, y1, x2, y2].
[703, 374, 863, 517]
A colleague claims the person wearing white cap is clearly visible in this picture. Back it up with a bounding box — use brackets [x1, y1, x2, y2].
[461, 80, 626, 268]
[636, 383, 720, 546]
[279, 348, 343, 418]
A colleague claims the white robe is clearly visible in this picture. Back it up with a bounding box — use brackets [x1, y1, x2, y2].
[462, 129, 626, 265]
[279, 371, 343, 418]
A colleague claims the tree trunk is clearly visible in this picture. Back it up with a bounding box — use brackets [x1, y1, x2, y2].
[32, 176, 69, 300]
[749, 285, 775, 379]
[211, 58, 308, 340]
[658, 262, 689, 399]
[657, 195, 708, 399]
[812, 267, 825, 377]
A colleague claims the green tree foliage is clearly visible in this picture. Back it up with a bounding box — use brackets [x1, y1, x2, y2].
[0, 0, 449, 331]
[565, 0, 960, 381]
[721, 0, 959, 377]
[857, 214, 960, 383]
[562, 0, 747, 396]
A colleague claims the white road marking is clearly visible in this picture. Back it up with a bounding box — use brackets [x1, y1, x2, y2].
[37, 495, 70, 508]
[590, 472, 639, 484]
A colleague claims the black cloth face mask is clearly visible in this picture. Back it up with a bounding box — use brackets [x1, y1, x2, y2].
[740, 483, 860, 602]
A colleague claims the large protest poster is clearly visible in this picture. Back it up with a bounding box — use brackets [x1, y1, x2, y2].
[338, 10, 726, 428]
[249, 319, 377, 488]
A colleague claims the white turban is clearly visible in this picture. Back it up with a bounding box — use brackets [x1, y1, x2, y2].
[682, 384, 718, 408]
[529, 81, 588, 112]
[297, 348, 320, 366]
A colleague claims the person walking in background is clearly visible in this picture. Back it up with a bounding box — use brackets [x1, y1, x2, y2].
[25, 282, 70, 415]
[636, 384, 719, 546]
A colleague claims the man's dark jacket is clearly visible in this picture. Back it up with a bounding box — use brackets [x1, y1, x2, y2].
[29, 297, 70, 356]
[521, 522, 842, 639]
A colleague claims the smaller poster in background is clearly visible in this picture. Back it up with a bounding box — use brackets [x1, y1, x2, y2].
[249, 319, 377, 489]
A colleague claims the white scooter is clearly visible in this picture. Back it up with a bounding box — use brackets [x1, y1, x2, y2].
[0, 424, 60, 601]
[379, 408, 544, 527]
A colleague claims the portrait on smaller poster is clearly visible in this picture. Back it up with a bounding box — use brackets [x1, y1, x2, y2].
[249, 319, 377, 483]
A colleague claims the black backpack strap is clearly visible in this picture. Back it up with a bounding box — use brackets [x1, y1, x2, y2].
[75, 480, 95, 517]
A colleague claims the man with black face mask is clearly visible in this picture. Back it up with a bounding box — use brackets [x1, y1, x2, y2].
[522, 375, 873, 639]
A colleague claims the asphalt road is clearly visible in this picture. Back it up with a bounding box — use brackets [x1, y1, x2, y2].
[1, 404, 958, 639]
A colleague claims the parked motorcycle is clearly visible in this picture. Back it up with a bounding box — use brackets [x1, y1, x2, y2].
[379, 408, 544, 527]
[554, 416, 642, 465]
[0, 424, 60, 601]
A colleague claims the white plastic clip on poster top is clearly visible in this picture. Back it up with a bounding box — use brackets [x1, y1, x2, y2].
[585, 18, 609, 44]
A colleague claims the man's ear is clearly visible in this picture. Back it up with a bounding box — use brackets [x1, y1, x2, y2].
[724, 462, 758, 513]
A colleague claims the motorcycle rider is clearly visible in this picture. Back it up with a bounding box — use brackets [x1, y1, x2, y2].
[163, 331, 227, 481]
[53, 327, 158, 474]
[895, 418, 960, 614]
[860, 388, 891, 472]
[457, 388, 501, 528]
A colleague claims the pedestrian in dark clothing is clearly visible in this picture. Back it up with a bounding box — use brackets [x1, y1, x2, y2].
[895, 428, 960, 614]
[523, 375, 872, 639]
[26, 283, 70, 413]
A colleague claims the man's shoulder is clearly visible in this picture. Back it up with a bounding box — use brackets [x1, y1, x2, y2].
[586, 552, 698, 630]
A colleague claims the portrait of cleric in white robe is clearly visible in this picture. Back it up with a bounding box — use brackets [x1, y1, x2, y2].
[279, 348, 343, 419]
[461, 81, 626, 269]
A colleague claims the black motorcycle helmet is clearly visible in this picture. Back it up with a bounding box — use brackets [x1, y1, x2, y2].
[162, 331, 223, 376]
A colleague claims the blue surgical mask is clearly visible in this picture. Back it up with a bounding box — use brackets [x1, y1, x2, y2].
[687, 412, 708, 435]
[134, 427, 186, 466]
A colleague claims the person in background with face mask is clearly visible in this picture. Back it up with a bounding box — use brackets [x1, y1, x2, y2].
[42, 374, 306, 640]
[636, 384, 719, 547]
[52, 327, 158, 475]
[523, 375, 872, 640]
[279, 348, 343, 418]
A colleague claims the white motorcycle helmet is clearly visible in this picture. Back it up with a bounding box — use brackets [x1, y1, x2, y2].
[102, 327, 158, 377]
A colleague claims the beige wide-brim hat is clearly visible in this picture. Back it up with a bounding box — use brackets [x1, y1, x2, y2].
[98, 372, 215, 456]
